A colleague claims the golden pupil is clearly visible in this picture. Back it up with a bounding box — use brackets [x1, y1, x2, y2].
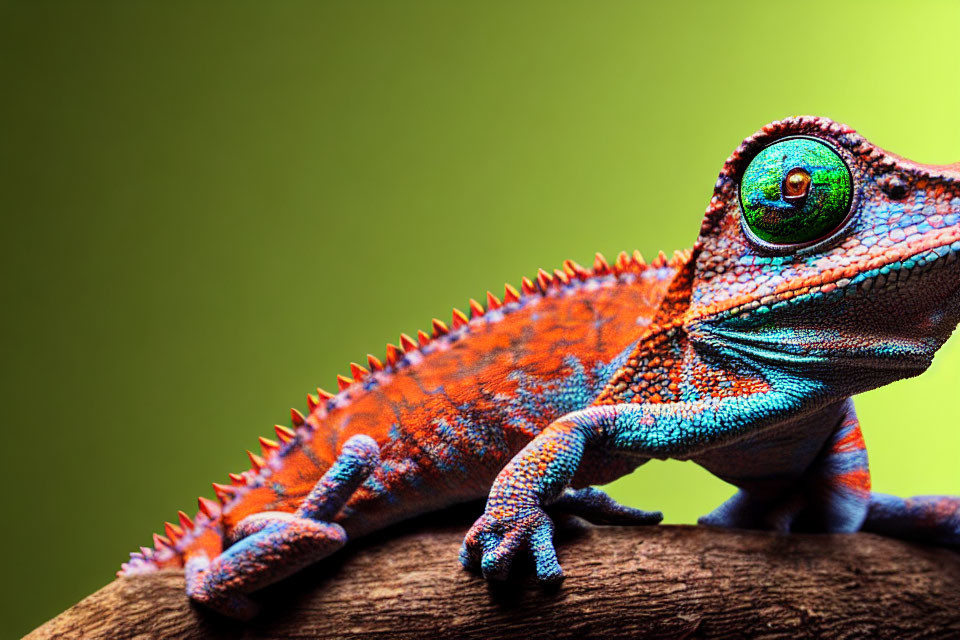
[783, 168, 811, 198]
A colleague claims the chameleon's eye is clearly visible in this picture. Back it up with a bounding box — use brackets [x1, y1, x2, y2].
[739, 137, 853, 246]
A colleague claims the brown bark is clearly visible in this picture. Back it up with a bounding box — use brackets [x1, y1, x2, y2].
[27, 508, 960, 639]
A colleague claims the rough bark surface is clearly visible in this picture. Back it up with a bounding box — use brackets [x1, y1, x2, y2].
[27, 508, 960, 639]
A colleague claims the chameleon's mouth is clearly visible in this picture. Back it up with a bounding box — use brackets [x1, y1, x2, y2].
[828, 230, 960, 301]
[706, 224, 960, 323]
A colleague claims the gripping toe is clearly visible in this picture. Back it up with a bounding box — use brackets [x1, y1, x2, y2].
[550, 487, 662, 526]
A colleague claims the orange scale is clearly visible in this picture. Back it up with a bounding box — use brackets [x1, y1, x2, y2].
[834, 469, 871, 494]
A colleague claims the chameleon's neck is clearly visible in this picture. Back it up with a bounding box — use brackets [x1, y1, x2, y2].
[595, 251, 700, 405]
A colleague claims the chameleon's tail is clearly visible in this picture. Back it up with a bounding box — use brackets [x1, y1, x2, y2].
[118, 495, 227, 576]
[118, 415, 336, 576]
[118, 415, 344, 576]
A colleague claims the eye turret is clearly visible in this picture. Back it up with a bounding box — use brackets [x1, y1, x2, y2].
[739, 137, 853, 247]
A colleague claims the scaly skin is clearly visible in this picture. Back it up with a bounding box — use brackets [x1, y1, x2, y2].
[120, 116, 960, 619]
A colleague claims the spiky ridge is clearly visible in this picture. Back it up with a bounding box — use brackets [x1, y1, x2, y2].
[119, 249, 691, 574]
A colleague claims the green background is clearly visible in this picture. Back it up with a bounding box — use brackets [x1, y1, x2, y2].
[2, 1, 958, 635]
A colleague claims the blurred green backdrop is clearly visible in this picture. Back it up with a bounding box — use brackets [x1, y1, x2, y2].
[2, 1, 959, 635]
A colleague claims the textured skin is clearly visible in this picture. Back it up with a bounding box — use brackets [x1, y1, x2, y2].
[120, 116, 960, 619]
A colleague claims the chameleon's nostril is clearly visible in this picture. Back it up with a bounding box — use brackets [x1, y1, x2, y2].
[878, 173, 910, 200]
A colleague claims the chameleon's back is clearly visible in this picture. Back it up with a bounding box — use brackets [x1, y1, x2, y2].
[120, 251, 687, 574]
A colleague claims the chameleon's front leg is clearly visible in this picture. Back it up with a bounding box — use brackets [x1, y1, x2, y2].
[186, 435, 379, 618]
[458, 429, 660, 582]
[459, 416, 598, 582]
[461, 391, 805, 581]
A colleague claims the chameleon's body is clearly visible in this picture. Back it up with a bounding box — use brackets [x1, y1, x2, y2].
[120, 117, 960, 618]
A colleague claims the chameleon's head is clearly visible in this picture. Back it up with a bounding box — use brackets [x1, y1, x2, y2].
[687, 116, 960, 391]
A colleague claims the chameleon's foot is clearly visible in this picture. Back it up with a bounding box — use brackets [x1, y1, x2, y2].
[460, 507, 563, 583]
[186, 434, 379, 619]
[549, 487, 663, 526]
[862, 493, 960, 547]
[185, 553, 259, 620]
[186, 515, 346, 619]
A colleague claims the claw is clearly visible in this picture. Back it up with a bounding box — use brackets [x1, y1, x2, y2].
[528, 513, 563, 583]
[481, 529, 524, 580]
[458, 539, 479, 572]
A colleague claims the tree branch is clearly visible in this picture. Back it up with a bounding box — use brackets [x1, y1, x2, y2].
[27, 507, 960, 639]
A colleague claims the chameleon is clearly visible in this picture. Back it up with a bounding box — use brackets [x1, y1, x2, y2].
[119, 116, 960, 619]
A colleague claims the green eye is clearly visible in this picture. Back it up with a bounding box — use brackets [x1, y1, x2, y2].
[739, 137, 853, 245]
